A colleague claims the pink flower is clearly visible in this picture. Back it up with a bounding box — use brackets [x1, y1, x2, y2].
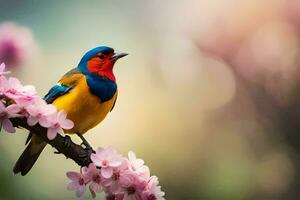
[119, 170, 144, 200]
[13, 85, 37, 105]
[66, 147, 165, 199]
[1, 77, 36, 102]
[0, 101, 20, 133]
[128, 151, 150, 180]
[0, 22, 36, 66]
[120, 171, 145, 200]
[40, 110, 74, 140]
[102, 160, 129, 193]
[26, 99, 56, 126]
[0, 63, 10, 76]
[0, 76, 14, 96]
[142, 176, 165, 200]
[91, 147, 123, 178]
[82, 163, 103, 198]
[66, 171, 88, 198]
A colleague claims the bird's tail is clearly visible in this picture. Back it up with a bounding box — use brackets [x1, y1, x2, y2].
[13, 134, 47, 176]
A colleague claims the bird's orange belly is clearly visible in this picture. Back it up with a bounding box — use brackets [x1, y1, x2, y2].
[52, 78, 117, 134]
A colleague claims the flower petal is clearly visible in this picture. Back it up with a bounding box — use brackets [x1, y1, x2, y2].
[95, 147, 104, 155]
[27, 116, 38, 126]
[22, 85, 36, 95]
[66, 172, 81, 181]
[57, 110, 67, 121]
[90, 182, 102, 193]
[101, 178, 113, 187]
[6, 104, 21, 117]
[106, 146, 117, 155]
[44, 104, 56, 115]
[0, 101, 5, 111]
[47, 128, 57, 140]
[128, 151, 136, 161]
[90, 153, 102, 166]
[101, 167, 113, 178]
[111, 181, 122, 193]
[75, 186, 86, 198]
[39, 116, 52, 127]
[67, 181, 79, 190]
[133, 159, 144, 168]
[60, 119, 74, 129]
[109, 157, 123, 167]
[57, 127, 65, 136]
[2, 117, 15, 133]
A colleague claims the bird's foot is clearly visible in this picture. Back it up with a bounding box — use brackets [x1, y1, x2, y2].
[78, 147, 94, 165]
[63, 135, 72, 148]
[54, 135, 72, 158]
[76, 133, 92, 149]
[80, 141, 92, 150]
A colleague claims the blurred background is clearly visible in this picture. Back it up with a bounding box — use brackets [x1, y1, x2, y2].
[1, 0, 300, 199]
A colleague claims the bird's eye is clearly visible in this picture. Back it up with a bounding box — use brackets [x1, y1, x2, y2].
[98, 54, 105, 59]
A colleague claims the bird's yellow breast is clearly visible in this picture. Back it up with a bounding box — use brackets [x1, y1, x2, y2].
[52, 76, 117, 134]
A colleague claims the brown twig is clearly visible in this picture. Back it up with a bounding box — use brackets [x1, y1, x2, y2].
[10, 118, 93, 167]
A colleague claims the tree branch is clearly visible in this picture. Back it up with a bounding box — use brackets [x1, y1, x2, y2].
[10, 118, 93, 167]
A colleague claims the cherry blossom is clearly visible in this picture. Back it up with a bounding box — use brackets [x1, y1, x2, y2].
[0, 62, 74, 139]
[82, 163, 104, 198]
[66, 171, 88, 198]
[40, 110, 74, 140]
[102, 159, 129, 194]
[26, 99, 56, 126]
[142, 176, 166, 200]
[67, 148, 165, 199]
[91, 146, 123, 178]
[2, 77, 36, 102]
[119, 171, 145, 200]
[0, 101, 21, 133]
[128, 151, 150, 180]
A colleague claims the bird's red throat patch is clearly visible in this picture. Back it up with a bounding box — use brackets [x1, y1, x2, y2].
[87, 57, 116, 82]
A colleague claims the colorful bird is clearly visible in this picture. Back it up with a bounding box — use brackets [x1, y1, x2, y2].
[13, 46, 127, 175]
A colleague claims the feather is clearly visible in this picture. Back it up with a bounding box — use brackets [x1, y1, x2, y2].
[44, 68, 83, 103]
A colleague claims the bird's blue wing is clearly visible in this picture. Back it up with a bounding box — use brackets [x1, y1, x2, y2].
[44, 68, 82, 103]
[44, 84, 71, 103]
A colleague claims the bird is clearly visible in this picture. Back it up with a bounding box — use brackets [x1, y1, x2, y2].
[13, 46, 127, 175]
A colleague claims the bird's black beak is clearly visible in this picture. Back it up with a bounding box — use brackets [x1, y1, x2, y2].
[110, 52, 128, 62]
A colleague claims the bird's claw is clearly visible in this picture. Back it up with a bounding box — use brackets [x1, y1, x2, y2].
[80, 142, 91, 150]
[54, 135, 71, 158]
[76, 133, 92, 150]
[78, 147, 94, 165]
[63, 135, 72, 148]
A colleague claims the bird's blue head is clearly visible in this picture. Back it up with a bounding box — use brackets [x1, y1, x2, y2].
[77, 46, 128, 82]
